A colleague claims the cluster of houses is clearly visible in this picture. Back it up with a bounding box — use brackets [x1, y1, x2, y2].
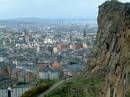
[15, 61, 84, 80]
[0, 59, 84, 84]
[0, 22, 97, 87]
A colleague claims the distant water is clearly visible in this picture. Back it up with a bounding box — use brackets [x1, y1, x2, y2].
[0, 18, 97, 25]
[58, 19, 97, 24]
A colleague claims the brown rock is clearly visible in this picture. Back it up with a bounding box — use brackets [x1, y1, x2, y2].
[84, 1, 130, 97]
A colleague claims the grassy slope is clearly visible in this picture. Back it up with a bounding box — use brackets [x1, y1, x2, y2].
[45, 76, 103, 97]
[21, 80, 57, 97]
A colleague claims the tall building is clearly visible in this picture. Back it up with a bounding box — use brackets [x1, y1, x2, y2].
[83, 29, 87, 37]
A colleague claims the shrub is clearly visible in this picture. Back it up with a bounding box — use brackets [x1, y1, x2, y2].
[21, 82, 53, 97]
[17, 81, 29, 86]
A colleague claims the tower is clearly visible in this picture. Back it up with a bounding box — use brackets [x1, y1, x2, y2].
[83, 29, 87, 37]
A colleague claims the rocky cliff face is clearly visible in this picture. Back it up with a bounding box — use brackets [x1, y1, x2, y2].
[85, 1, 130, 97]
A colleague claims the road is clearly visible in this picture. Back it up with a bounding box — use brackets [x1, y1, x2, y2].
[37, 80, 64, 97]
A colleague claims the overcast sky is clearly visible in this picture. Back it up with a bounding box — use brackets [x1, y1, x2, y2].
[0, 0, 129, 19]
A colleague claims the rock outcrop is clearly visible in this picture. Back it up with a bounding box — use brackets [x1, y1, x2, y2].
[85, 1, 130, 97]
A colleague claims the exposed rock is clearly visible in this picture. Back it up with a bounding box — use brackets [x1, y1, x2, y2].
[84, 1, 130, 97]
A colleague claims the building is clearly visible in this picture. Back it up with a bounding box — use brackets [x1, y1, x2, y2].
[57, 43, 70, 51]
[39, 66, 61, 80]
[63, 64, 84, 77]
[52, 62, 61, 69]
[53, 47, 58, 53]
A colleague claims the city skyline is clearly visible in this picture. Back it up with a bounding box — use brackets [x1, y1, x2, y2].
[0, 0, 129, 20]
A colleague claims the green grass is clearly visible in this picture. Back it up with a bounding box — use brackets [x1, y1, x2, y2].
[21, 80, 57, 97]
[45, 77, 103, 97]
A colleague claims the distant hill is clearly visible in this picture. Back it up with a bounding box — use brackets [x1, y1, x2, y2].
[0, 18, 97, 25]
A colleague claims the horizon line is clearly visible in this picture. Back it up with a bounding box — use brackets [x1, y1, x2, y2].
[0, 17, 97, 21]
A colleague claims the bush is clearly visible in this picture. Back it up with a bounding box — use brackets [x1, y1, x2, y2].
[21, 82, 54, 97]
[17, 81, 29, 86]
